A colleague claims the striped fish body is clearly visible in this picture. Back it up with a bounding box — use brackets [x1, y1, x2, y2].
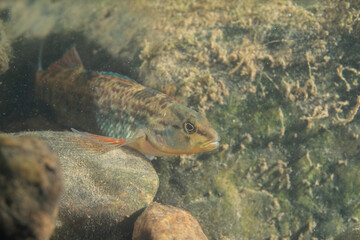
[36, 47, 219, 156]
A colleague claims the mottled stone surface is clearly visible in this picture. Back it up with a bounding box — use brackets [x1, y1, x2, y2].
[12, 131, 159, 240]
[0, 134, 62, 240]
[133, 202, 208, 240]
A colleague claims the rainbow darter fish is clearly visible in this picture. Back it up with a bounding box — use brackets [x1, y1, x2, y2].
[35, 47, 219, 158]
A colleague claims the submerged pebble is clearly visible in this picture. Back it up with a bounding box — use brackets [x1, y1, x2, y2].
[133, 202, 208, 240]
[0, 134, 62, 240]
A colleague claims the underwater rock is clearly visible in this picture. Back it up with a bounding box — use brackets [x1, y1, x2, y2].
[132, 202, 208, 240]
[0, 134, 61, 240]
[335, 223, 360, 240]
[12, 131, 159, 240]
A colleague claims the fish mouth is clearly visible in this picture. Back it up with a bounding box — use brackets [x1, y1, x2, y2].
[200, 131, 220, 150]
[201, 140, 220, 150]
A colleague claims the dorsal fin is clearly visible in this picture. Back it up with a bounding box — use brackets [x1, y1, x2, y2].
[100, 71, 133, 81]
[48, 47, 84, 72]
[95, 71, 142, 88]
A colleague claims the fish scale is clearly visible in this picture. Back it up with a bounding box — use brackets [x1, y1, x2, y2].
[91, 77, 166, 138]
[36, 47, 220, 157]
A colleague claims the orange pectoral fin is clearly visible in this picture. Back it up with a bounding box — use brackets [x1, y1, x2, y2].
[71, 128, 126, 147]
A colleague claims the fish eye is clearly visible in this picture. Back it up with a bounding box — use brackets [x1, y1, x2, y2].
[183, 121, 196, 134]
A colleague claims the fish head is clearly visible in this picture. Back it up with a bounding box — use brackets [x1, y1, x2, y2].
[147, 104, 220, 155]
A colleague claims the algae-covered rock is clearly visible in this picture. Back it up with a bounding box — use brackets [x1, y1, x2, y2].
[0, 20, 12, 122]
[153, 156, 286, 239]
[133, 202, 208, 240]
[335, 223, 360, 240]
[0, 0, 150, 62]
[12, 131, 159, 240]
[0, 21, 11, 75]
[0, 134, 61, 240]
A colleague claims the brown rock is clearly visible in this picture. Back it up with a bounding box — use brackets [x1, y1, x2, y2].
[133, 202, 208, 240]
[0, 134, 62, 240]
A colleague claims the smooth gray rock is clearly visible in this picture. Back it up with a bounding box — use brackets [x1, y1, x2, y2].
[12, 131, 159, 240]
